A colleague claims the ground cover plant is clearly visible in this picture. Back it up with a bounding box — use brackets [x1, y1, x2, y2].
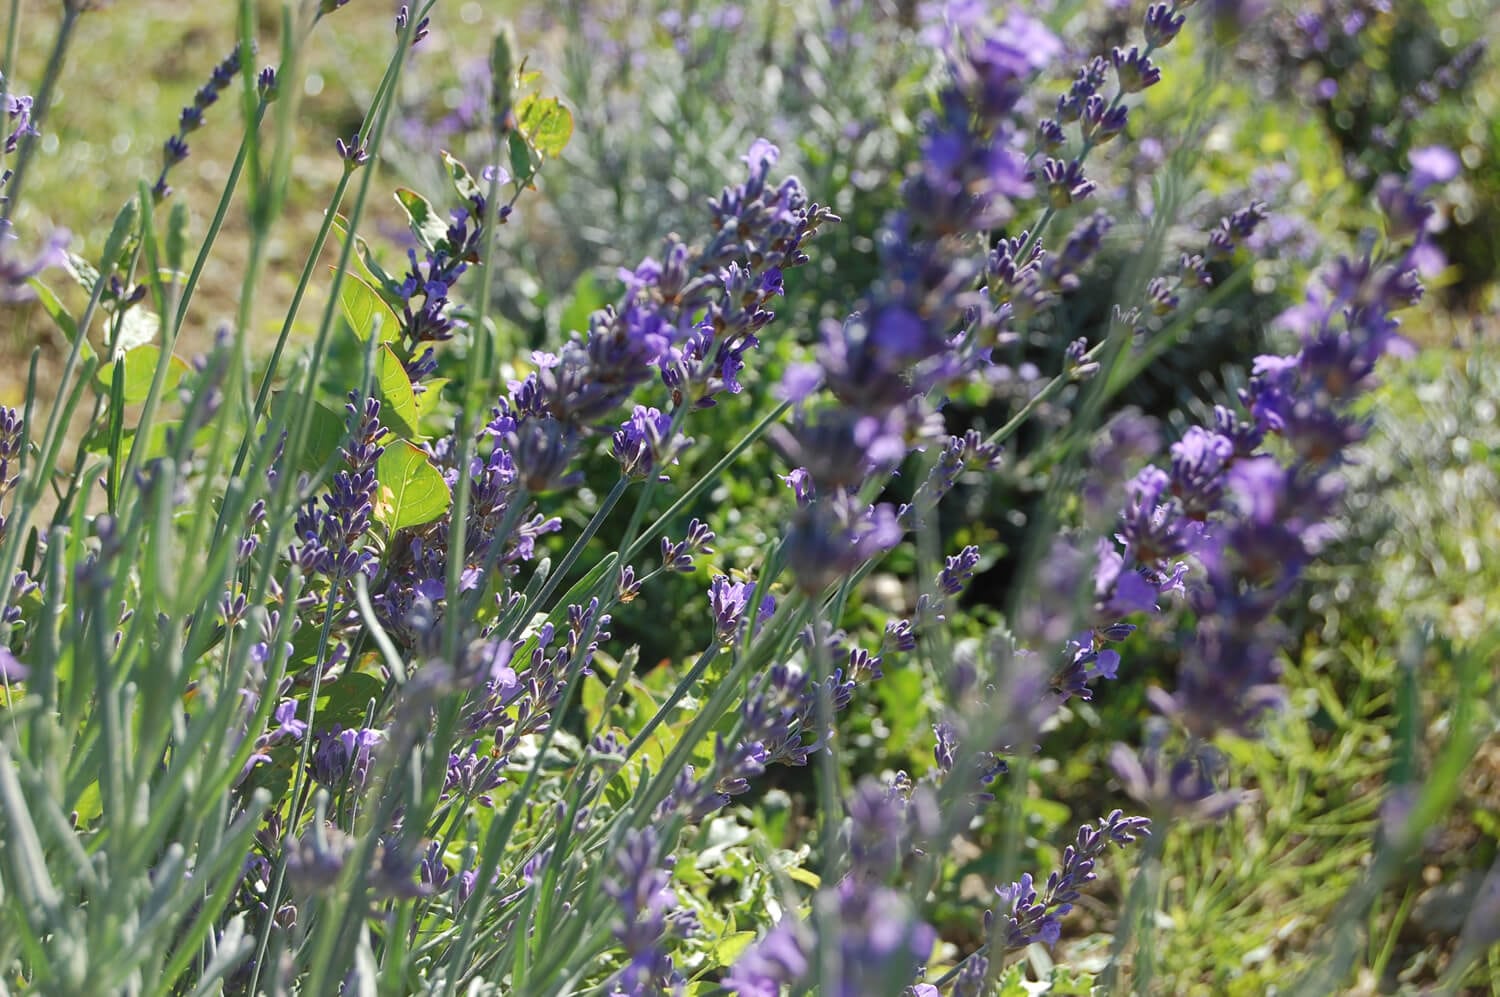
[0, 0, 1496, 995]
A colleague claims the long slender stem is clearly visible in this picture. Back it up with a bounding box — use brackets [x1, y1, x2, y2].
[0, 6, 78, 229]
[169, 102, 270, 336]
[0, 0, 21, 158]
[1097, 813, 1167, 994]
[440, 59, 512, 664]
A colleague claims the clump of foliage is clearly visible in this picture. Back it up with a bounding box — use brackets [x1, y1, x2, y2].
[0, 1, 1494, 995]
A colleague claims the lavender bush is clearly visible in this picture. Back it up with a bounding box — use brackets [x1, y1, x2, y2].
[0, 0, 1493, 994]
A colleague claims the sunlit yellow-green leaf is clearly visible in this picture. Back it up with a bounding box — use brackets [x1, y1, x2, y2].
[712, 931, 758, 966]
[394, 186, 450, 254]
[375, 439, 450, 531]
[339, 270, 402, 344]
[95, 345, 190, 405]
[517, 93, 573, 158]
[376, 344, 422, 440]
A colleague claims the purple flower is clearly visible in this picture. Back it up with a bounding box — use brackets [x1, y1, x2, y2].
[935, 546, 980, 596]
[1109, 722, 1252, 820]
[1111, 45, 1161, 92]
[742, 137, 780, 170]
[309, 726, 384, 790]
[1168, 426, 1235, 517]
[660, 519, 715, 573]
[1039, 157, 1097, 207]
[786, 500, 902, 594]
[727, 876, 933, 997]
[604, 828, 694, 995]
[0, 228, 69, 303]
[0, 646, 27, 683]
[288, 394, 384, 583]
[284, 822, 352, 893]
[395, 4, 431, 45]
[723, 919, 809, 996]
[152, 46, 244, 201]
[1408, 145, 1460, 190]
[611, 405, 688, 480]
[986, 811, 1150, 955]
[335, 131, 370, 169]
[1145, 3, 1186, 46]
[259, 699, 308, 747]
[1205, 201, 1269, 261]
[708, 574, 766, 644]
[3, 89, 36, 154]
[443, 743, 507, 807]
[770, 406, 908, 495]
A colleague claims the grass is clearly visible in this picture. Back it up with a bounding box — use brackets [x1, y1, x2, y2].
[2, 1, 515, 403]
[1101, 347, 1500, 994]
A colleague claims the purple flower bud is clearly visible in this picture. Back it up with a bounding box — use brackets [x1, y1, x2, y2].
[1039, 158, 1097, 208]
[1144, 3, 1186, 46]
[612, 405, 689, 480]
[708, 575, 757, 643]
[660, 518, 715, 573]
[285, 821, 352, 893]
[335, 132, 370, 169]
[1111, 45, 1161, 92]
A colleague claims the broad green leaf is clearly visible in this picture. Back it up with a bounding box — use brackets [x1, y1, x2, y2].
[603, 768, 636, 811]
[26, 279, 93, 361]
[71, 780, 104, 825]
[394, 187, 450, 255]
[376, 344, 422, 440]
[413, 377, 449, 423]
[786, 866, 821, 889]
[95, 345, 189, 405]
[582, 668, 608, 728]
[339, 270, 402, 344]
[440, 150, 483, 205]
[993, 965, 1030, 997]
[240, 741, 297, 802]
[82, 419, 205, 461]
[1023, 795, 1072, 830]
[507, 131, 533, 187]
[289, 398, 350, 475]
[330, 213, 405, 302]
[285, 623, 333, 676]
[712, 932, 757, 966]
[313, 671, 386, 731]
[517, 94, 573, 158]
[113, 305, 160, 353]
[696, 817, 752, 869]
[375, 440, 450, 531]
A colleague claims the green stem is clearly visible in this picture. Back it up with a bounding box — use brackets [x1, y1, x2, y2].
[1097, 813, 1168, 994]
[623, 400, 790, 565]
[168, 103, 269, 336]
[0, 6, 79, 229]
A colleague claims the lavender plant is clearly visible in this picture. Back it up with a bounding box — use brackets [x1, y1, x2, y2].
[0, 0, 1492, 994]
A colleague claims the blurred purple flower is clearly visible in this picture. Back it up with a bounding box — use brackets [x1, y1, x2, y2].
[0, 228, 68, 303]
